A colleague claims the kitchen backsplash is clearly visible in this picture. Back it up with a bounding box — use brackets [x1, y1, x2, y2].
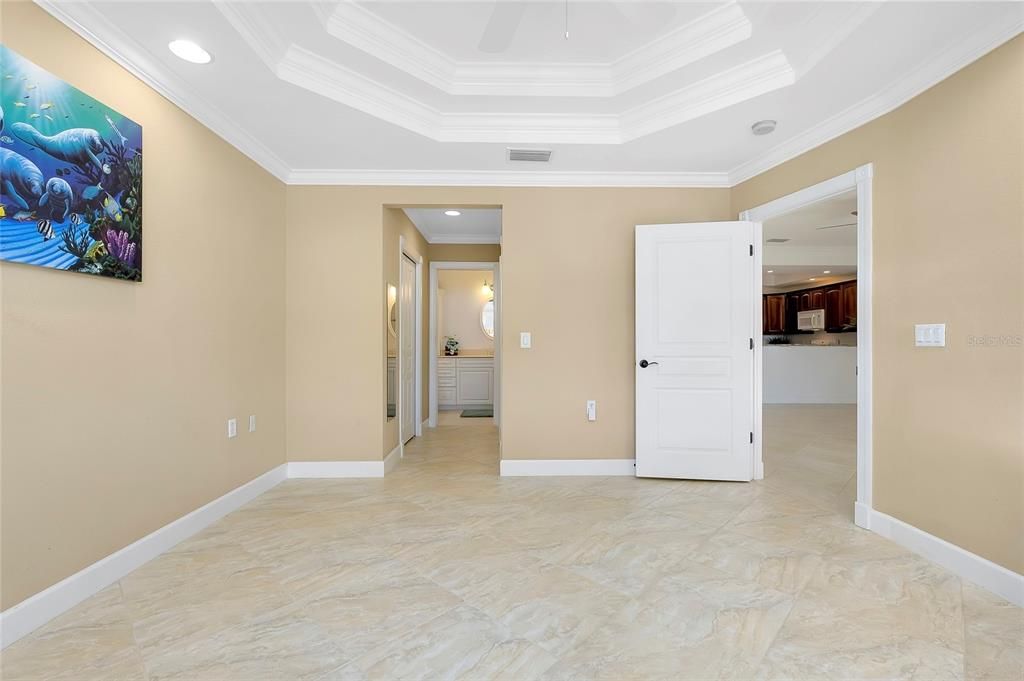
[763, 330, 857, 346]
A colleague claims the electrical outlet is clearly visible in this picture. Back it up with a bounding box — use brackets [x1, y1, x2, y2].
[586, 400, 597, 421]
[227, 418, 238, 438]
[249, 415, 256, 433]
[520, 332, 532, 349]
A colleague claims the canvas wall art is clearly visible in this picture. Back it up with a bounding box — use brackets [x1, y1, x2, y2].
[1, 44, 143, 281]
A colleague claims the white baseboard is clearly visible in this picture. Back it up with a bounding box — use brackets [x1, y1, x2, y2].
[0, 464, 288, 649]
[287, 459, 388, 478]
[500, 458, 636, 477]
[863, 507, 1023, 607]
[384, 445, 402, 473]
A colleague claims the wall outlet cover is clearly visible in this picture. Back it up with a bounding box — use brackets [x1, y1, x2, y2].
[227, 418, 238, 438]
[249, 415, 256, 432]
[520, 332, 532, 349]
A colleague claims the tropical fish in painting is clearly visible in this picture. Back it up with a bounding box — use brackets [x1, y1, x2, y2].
[102, 192, 124, 222]
[82, 183, 103, 200]
[105, 114, 128, 145]
[39, 177, 74, 221]
[101, 163, 111, 175]
[9, 122, 104, 170]
[40, 103, 54, 110]
[0, 205, 5, 218]
[69, 213, 83, 226]
[36, 219, 54, 240]
[44, 115, 55, 122]
[14, 102, 27, 108]
[0, 147, 44, 210]
[0, 136, 13, 144]
[29, 113, 40, 119]
[25, 84, 36, 91]
[12, 210, 36, 221]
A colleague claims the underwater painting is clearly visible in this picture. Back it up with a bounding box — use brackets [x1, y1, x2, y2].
[1, 44, 142, 281]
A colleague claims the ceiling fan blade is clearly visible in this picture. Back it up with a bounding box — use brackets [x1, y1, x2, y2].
[815, 222, 857, 230]
[478, 2, 527, 54]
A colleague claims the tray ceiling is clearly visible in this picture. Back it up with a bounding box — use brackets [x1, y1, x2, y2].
[34, 1, 1024, 184]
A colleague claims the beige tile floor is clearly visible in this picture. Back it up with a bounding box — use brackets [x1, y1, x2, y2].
[3, 405, 1021, 680]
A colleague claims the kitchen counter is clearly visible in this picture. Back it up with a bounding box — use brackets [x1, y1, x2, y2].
[439, 351, 494, 358]
[763, 345, 856, 404]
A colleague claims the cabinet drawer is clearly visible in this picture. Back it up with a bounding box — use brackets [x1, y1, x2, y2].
[438, 374, 457, 388]
[437, 358, 457, 370]
[456, 358, 493, 369]
[438, 388, 457, 405]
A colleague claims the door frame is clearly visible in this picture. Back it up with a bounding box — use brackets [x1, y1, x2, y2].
[739, 164, 874, 529]
[428, 261, 500, 429]
[398, 235, 423, 446]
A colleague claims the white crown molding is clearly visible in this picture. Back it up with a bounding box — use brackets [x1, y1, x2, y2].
[270, 43, 791, 145]
[727, 15, 1024, 185]
[34, 0, 291, 183]
[287, 169, 732, 188]
[324, 1, 752, 98]
[622, 51, 795, 142]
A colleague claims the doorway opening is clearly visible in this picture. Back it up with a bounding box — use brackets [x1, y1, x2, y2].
[742, 165, 873, 527]
[386, 205, 502, 477]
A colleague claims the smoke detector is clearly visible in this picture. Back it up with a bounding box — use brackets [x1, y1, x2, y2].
[507, 148, 552, 162]
[751, 120, 777, 136]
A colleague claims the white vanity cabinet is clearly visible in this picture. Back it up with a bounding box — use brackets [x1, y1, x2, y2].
[438, 356, 494, 408]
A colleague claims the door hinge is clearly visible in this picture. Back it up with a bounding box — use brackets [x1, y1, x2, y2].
[749, 244, 754, 256]
[749, 337, 754, 350]
[750, 431, 754, 444]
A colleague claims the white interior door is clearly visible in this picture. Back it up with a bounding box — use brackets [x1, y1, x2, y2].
[400, 255, 416, 444]
[635, 221, 755, 480]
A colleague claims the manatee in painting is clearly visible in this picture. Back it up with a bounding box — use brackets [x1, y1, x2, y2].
[1, 147, 45, 210]
[9, 122, 104, 170]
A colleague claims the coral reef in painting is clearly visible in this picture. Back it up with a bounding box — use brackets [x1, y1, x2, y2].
[1, 44, 143, 281]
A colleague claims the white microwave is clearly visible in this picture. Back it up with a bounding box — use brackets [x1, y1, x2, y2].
[797, 309, 825, 331]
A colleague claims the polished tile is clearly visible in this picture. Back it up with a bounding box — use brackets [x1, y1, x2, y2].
[2, 406, 1020, 681]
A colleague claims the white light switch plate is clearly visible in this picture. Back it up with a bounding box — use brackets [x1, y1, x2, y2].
[520, 332, 532, 349]
[227, 418, 238, 438]
[586, 400, 597, 421]
[249, 415, 256, 433]
[915, 324, 946, 347]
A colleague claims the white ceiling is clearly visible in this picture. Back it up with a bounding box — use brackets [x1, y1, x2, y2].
[36, 1, 1024, 184]
[403, 208, 502, 244]
[763, 190, 858, 277]
[764, 191, 857, 247]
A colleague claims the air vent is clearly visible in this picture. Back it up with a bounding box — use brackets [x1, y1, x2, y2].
[507, 148, 552, 163]
[766, 238, 790, 243]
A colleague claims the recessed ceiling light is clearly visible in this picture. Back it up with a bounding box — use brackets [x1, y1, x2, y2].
[751, 120, 777, 136]
[809, 278, 817, 281]
[168, 39, 212, 64]
[444, 210, 461, 217]
[767, 270, 774, 273]
[823, 270, 831, 274]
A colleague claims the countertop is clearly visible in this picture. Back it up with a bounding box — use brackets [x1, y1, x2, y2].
[439, 351, 494, 358]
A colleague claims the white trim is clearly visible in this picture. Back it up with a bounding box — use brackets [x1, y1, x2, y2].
[863, 508, 1024, 608]
[751, 220, 764, 480]
[500, 458, 636, 477]
[324, 1, 751, 98]
[287, 460, 387, 478]
[384, 444, 402, 473]
[0, 464, 288, 649]
[426, 234, 502, 245]
[740, 165, 873, 521]
[288, 169, 732, 188]
[397, 237, 423, 445]
[421, 418, 430, 432]
[34, 0, 291, 182]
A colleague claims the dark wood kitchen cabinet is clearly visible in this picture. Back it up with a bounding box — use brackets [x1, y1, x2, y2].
[765, 279, 857, 335]
[841, 281, 857, 327]
[763, 294, 786, 333]
[824, 286, 843, 332]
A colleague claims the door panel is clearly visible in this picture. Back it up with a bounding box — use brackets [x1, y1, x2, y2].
[635, 221, 755, 481]
[400, 255, 416, 444]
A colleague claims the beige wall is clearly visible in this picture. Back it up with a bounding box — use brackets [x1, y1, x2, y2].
[286, 186, 731, 466]
[429, 243, 501, 263]
[733, 36, 1023, 573]
[382, 208, 429, 456]
[438, 269, 495, 354]
[0, 3, 287, 609]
